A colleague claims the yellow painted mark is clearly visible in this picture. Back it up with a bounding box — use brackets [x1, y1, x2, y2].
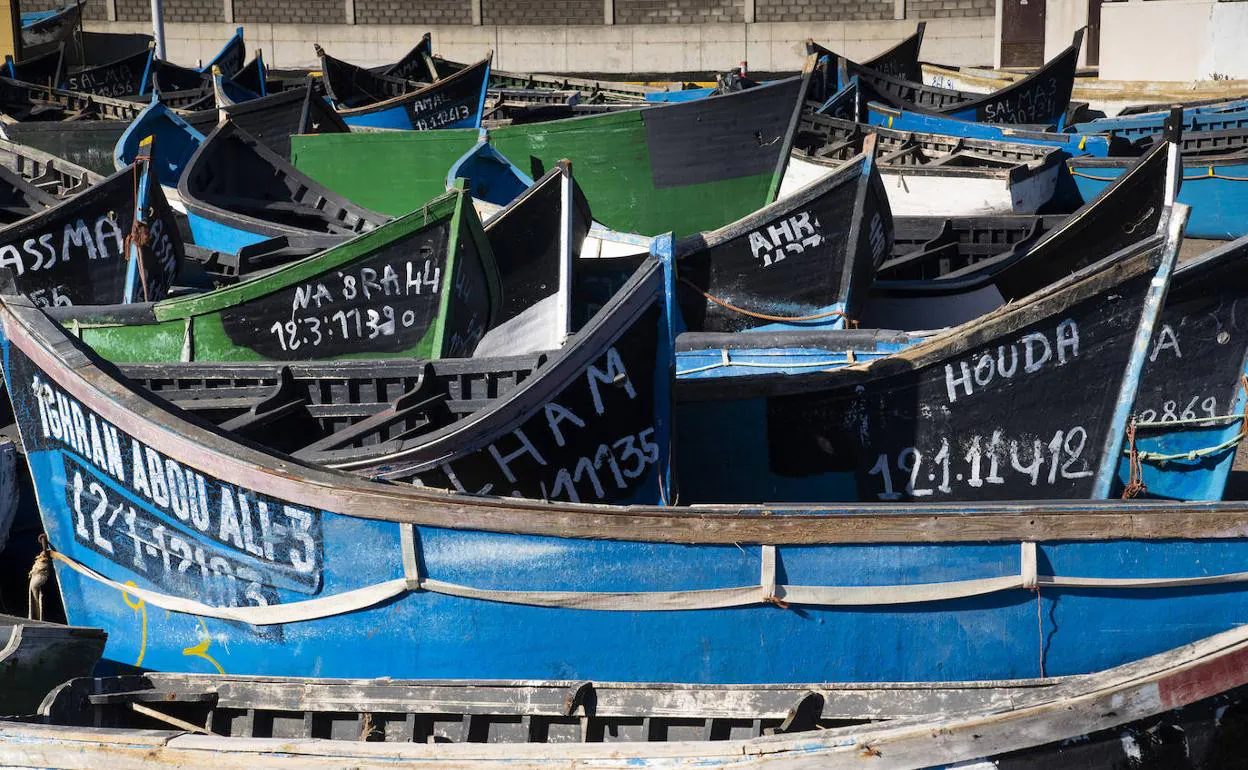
[121, 581, 147, 668]
[887, 116, 893, 129]
[182, 618, 225, 674]
[1078, 136, 1086, 151]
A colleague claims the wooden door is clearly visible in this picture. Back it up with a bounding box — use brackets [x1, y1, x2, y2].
[1001, 0, 1047, 68]
[1087, 0, 1102, 66]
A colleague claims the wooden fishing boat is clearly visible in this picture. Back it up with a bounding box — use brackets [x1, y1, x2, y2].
[0, 155, 182, 306]
[316, 35, 467, 108]
[429, 38, 657, 103]
[1069, 127, 1248, 239]
[93, 160, 883, 479]
[316, 43, 421, 108]
[472, 161, 587, 354]
[113, 101, 205, 203]
[865, 100, 1132, 157]
[177, 118, 388, 253]
[0, 78, 145, 175]
[115, 79, 347, 204]
[0, 136, 100, 198]
[292, 67, 812, 236]
[676, 202, 1182, 503]
[874, 217, 1248, 504]
[20, 2, 81, 57]
[378, 32, 437, 83]
[882, 213, 1066, 280]
[328, 53, 492, 131]
[51, 183, 502, 361]
[447, 136, 536, 207]
[820, 30, 1083, 126]
[113, 267, 655, 483]
[0, 615, 105, 716]
[0, 163, 59, 224]
[5, 44, 67, 89]
[484, 97, 639, 127]
[923, 60, 1248, 117]
[54, 160, 596, 363]
[17, 232, 1248, 687]
[148, 27, 245, 93]
[0, 74, 144, 121]
[208, 65, 267, 110]
[5, 625, 1248, 767]
[811, 21, 926, 83]
[1120, 234, 1248, 501]
[2, 120, 127, 177]
[873, 135, 1248, 503]
[863, 126, 1174, 330]
[228, 52, 267, 99]
[677, 138, 891, 332]
[64, 45, 152, 97]
[782, 110, 1063, 216]
[1073, 105, 1248, 142]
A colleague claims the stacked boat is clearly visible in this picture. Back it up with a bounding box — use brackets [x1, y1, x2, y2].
[0, 21, 1246, 770]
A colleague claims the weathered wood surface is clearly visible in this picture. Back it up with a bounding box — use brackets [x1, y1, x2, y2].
[1, 624, 1247, 767]
[0, 616, 106, 716]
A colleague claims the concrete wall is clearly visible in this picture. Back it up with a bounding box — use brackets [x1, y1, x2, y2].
[1100, 0, 1248, 81]
[1043, 0, 1087, 67]
[84, 16, 994, 72]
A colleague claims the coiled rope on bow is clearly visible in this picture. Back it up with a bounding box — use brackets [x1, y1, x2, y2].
[1121, 420, 1147, 500]
[27, 535, 52, 620]
[125, 152, 152, 301]
[1123, 375, 1248, 499]
[678, 277, 857, 327]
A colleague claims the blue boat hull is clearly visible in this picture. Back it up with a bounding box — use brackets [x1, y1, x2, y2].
[11, 339, 1248, 685]
[1074, 107, 1248, 141]
[645, 88, 714, 103]
[184, 210, 274, 254]
[114, 102, 205, 188]
[1071, 162, 1248, 239]
[33, 473, 1248, 685]
[339, 57, 491, 132]
[866, 105, 1118, 157]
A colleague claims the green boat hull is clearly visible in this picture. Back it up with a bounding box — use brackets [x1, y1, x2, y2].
[59, 187, 500, 363]
[292, 76, 808, 237]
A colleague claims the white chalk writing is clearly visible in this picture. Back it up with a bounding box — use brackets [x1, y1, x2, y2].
[0, 213, 124, 276]
[868, 425, 1093, 499]
[747, 211, 823, 268]
[944, 319, 1079, 404]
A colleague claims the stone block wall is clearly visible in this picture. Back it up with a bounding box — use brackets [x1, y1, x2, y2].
[356, 0, 472, 25]
[615, 0, 743, 24]
[482, 0, 600, 25]
[115, 0, 150, 22]
[165, 0, 224, 23]
[907, 0, 993, 18]
[86, 0, 993, 29]
[757, 0, 892, 22]
[22, 0, 107, 21]
[117, 0, 222, 22]
[236, 0, 344, 24]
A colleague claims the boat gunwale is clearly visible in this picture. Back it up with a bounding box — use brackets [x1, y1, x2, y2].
[4, 624, 1248, 766]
